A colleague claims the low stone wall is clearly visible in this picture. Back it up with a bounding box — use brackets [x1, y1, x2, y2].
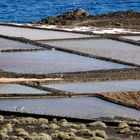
[0, 68, 140, 83]
[1, 48, 46, 53]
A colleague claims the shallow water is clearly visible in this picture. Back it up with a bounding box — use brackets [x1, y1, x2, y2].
[45, 39, 140, 65]
[0, 97, 139, 120]
[45, 80, 140, 94]
[0, 50, 131, 74]
[0, 84, 49, 94]
[0, 25, 92, 40]
[123, 36, 140, 41]
[0, 0, 140, 23]
[0, 38, 40, 51]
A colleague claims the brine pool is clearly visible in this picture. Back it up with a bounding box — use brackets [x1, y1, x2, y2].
[0, 84, 49, 94]
[123, 36, 140, 41]
[43, 39, 140, 65]
[0, 25, 92, 40]
[44, 80, 140, 94]
[0, 37, 41, 51]
[0, 50, 131, 74]
[0, 97, 139, 120]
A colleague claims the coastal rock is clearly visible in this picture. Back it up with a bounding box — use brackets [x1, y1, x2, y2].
[35, 9, 140, 29]
[37, 8, 91, 25]
[74, 8, 90, 18]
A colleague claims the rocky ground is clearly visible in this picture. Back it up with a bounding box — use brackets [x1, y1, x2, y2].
[34, 8, 140, 30]
[100, 91, 140, 109]
[0, 115, 140, 140]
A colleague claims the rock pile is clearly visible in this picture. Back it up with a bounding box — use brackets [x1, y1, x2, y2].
[37, 8, 91, 25]
[33, 9, 140, 29]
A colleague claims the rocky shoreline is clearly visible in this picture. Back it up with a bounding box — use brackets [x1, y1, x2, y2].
[32, 8, 140, 30]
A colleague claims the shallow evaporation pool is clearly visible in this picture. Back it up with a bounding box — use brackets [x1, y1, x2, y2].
[0, 50, 131, 74]
[123, 36, 140, 41]
[0, 25, 92, 40]
[0, 38, 41, 51]
[0, 97, 139, 120]
[0, 84, 49, 94]
[42, 38, 140, 65]
[43, 80, 140, 94]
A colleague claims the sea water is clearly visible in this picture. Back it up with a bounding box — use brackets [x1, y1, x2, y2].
[0, 0, 140, 23]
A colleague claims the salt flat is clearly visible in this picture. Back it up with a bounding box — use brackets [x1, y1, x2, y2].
[123, 36, 140, 41]
[0, 50, 130, 74]
[0, 97, 139, 120]
[0, 84, 48, 94]
[0, 37, 41, 51]
[0, 25, 92, 40]
[43, 39, 140, 65]
[44, 80, 140, 94]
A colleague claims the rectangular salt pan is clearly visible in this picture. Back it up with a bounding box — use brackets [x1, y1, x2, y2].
[0, 84, 49, 94]
[0, 38, 40, 51]
[0, 50, 131, 74]
[44, 39, 140, 65]
[123, 36, 140, 41]
[0, 97, 139, 120]
[44, 80, 140, 94]
[0, 25, 92, 40]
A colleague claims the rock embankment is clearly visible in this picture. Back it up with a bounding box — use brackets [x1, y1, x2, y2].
[101, 91, 140, 109]
[34, 8, 140, 30]
[37, 8, 91, 25]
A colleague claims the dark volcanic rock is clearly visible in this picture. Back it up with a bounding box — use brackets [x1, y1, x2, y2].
[73, 8, 90, 18]
[35, 9, 140, 30]
[37, 8, 91, 25]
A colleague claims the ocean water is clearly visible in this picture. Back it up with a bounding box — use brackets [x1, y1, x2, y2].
[0, 0, 140, 23]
